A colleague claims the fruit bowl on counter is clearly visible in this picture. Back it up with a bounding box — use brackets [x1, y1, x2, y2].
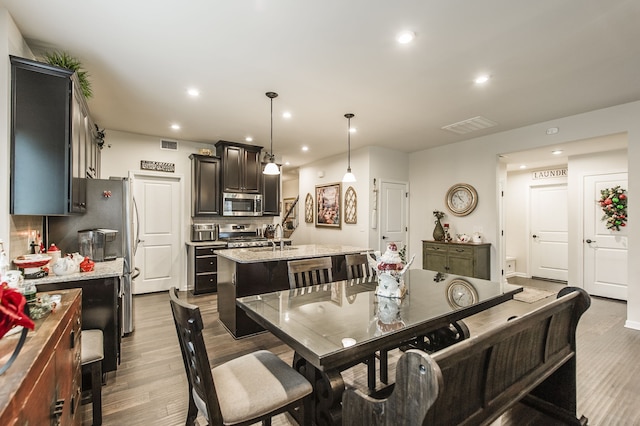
[13, 254, 52, 278]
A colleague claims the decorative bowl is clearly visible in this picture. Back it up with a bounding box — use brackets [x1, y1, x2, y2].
[13, 254, 52, 269]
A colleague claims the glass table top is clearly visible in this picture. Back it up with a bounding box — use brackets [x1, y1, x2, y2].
[237, 269, 522, 369]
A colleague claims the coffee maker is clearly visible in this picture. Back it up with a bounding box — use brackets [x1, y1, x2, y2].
[78, 228, 119, 261]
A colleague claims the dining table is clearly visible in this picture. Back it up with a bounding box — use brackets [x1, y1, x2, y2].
[236, 269, 523, 425]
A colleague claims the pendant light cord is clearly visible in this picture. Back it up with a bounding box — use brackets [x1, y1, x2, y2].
[345, 113, 354, 172]
[270, 96, 274, 159]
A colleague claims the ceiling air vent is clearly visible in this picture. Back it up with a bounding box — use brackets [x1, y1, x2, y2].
[161, 140, 178, 150]
[441, 116, 498, 135]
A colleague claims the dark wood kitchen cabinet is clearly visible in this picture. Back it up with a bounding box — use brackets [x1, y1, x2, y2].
[190, 154, 221, 216]
[36, 277, 121, 373]
[215, 141, 263, 194]
[262, 163, 281, 216]
[422, 240, 491, 279]
[187, 244, 226, 294]
[10, 55, 96, 215]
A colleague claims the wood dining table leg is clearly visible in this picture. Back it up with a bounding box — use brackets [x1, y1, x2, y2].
[293, 352, 345, 426]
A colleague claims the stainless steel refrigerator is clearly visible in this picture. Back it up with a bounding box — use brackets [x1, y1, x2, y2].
[47, 177, 139, 335]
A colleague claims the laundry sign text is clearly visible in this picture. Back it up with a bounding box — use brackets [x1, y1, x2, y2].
[532, 168, 567, 180]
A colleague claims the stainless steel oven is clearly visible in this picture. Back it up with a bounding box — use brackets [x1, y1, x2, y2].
[222, 192, 262, 216]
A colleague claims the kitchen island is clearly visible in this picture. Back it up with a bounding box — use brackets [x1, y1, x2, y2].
[29, 258, 123, 372]
[215, 244, 370, 338]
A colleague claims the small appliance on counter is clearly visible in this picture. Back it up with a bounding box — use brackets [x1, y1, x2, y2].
[191, 223, 219, 242]
[78, 228, 119, 262]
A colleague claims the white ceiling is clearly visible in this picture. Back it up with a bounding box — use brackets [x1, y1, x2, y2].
[3, 0, 639, 175]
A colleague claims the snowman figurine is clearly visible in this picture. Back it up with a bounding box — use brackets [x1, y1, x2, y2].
[368, 242, 415, 298]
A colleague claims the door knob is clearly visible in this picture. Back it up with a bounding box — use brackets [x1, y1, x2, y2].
[382, 236, 387, 240]
[586, 239, 596, 244]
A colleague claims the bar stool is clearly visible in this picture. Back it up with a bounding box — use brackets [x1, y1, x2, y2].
[82, 329, 104, 426]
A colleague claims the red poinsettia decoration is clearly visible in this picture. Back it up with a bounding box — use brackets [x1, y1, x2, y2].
[0, 282, 35, 339]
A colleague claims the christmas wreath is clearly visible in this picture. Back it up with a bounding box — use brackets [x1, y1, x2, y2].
[598, 186, 627, 231]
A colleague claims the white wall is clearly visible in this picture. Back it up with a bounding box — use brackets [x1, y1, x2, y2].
[409, 101, 640, 330]
[367, 147, 410, 252]
[506, 164, 568, 277]
[295, 147, 370, 247]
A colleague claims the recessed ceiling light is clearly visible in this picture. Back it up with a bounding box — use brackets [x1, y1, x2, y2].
[285, 161, 290, 166]
[282, 111, 292, 119]
[474, 75, 490, 84]
[552, 150, 563, 155]
[187, 88, 199, 97]
[519, 165, 527, 169]
[397, 31, 415, 44]
[171, 124, 180, 130]
[245, 136, 253, 142]
[302, 146, 309, 152]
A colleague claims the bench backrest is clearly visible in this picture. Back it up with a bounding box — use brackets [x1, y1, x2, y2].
[342, 287, 591, 426]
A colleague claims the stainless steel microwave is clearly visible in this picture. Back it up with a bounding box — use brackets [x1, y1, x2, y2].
[222, 192, 263, 216]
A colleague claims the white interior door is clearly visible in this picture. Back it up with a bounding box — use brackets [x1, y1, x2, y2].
[530, 184, 568, 281]
[379, 181, 408, 252]
[131, 172, 182, 294]
[583, 173, 628, 300]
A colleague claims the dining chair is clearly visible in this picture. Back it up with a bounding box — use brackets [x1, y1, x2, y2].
[287, 257, 333, 289]
[81, 329, 104, 426]
[345, 253, 389, 387]
[345, 253, 375, 280]
[169, 288, 312, 426]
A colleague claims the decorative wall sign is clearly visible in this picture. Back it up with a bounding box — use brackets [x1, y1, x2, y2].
[532, 168, 567, 180]
[316, 183, 342, 228]
[140, 160, 175, 172]
[598, 185, 627, 231]
[344, 186, 357, 224]
[304, 193, 314, 223]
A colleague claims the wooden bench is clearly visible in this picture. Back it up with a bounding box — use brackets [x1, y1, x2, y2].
[342, 287, 591, 425]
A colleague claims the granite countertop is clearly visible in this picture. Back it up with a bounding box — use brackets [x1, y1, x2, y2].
[185, 239, 292, 247]
[215, 244, 371, 264]
[28, 258, 124, 286]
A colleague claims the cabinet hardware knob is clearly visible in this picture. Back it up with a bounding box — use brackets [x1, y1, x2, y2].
[585, 239, 596, 244]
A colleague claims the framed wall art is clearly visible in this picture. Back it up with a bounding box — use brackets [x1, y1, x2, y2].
[316, 183, 342, 228]
[344, 186, 357, 224]
[283, 197, 296, 219]
[304, 193, 313, 223]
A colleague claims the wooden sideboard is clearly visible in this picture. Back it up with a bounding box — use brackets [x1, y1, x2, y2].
[0, 289, 82, 425]
[422, 240, 491, 279]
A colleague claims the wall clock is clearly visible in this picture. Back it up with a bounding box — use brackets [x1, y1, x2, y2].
[446, 279, 479, 308]
[445, 183, 478, 216]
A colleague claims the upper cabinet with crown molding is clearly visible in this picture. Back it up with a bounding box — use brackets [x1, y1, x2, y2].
[215, 141, 262, 194]
[10, 56, 98, 215]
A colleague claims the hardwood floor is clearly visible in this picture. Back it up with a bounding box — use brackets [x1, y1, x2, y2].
[81, 279, 640, 425]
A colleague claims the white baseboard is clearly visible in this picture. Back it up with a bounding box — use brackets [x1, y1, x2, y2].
[624, 320, 640, 331]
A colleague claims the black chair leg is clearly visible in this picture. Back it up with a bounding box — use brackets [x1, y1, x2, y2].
[367, 356, 376, 390]
[380, 350, 389, 384]
[90, 361, 102, 425]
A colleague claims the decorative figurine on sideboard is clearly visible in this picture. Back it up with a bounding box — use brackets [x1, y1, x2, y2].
[443, 223, 452, 242]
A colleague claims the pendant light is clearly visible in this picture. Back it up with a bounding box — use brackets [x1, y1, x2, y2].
[342, 113, 356, 182]
[263, 91, 280, 175]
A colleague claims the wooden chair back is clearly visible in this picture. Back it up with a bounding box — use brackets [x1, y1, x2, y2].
[169, 287, 223, 425]
[287, 257, 333, 289]
[345, 253, 375, 280]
